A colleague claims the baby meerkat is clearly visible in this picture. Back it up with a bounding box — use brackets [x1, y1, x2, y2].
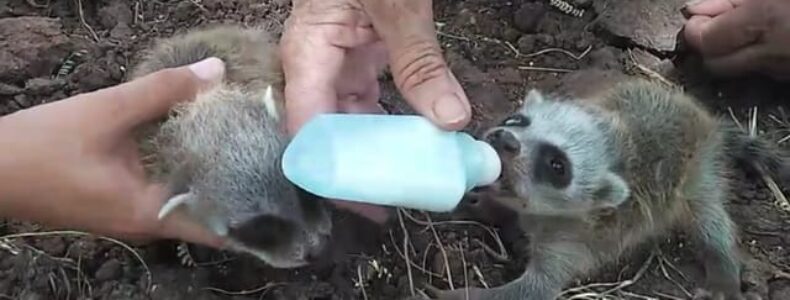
[431, 79, 789, 300]
[129, 25, 333, 268]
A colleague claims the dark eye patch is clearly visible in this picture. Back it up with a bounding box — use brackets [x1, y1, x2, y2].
[229, 214, 296, 250]
[499, 114, 531, 127]
[533, 143, 573, 189]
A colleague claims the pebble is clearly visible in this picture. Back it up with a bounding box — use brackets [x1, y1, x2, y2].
[513, 2, 547, 33]
[94, 259, 123, 282]
[25, 77, 65, 96]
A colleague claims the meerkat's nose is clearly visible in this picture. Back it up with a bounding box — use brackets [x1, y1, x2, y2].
[484, 129, 521, 155]
[305, 233, 331, 262]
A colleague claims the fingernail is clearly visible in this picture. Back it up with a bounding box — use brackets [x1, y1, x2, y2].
[684, 0, 704, 7]
[432, 94, 468, 125]
[681, 0, 705, 13]
[188, 57, 225, 82]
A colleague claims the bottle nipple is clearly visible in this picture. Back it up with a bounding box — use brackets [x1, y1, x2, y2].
[474, 140, 502, 186]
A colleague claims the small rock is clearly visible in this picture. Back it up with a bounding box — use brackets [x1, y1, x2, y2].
[502, 27, 521, 43]
[574, 31, 596, 51]
[588, 46, 623, 70]
[34, 237, 66, 257]
[98, 2, 133, 28]
[455, 8, 478, 26]
[516, 34, 555, 53]
[513, 2, 547, 33]
[594, 0, 686, 52]
[173, 1, 196, 21]
[65, 239, 99, 260]
[629, 48, 663, 69]
[94, 259, 123, 282]
[0, 1, 11, 18]
[70, 63, 113, 92]
[110, 23, 133, 40]
[490, 67, 523, 85]
[0, 17, 72, 84]
[25, 77, 65, 96]
[0, 82, 22, 96]
[7, 95, 23, 111]
[571, 0, 593, 8]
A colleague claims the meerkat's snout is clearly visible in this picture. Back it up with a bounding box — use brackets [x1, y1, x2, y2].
[484, 128, 521, 155]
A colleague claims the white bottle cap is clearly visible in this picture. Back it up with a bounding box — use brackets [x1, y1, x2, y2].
[475, 140, 501, 186]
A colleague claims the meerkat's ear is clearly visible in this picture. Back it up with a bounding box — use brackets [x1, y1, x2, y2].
[523, 89, 545, 106]
[159, 164, 196, 220]
[593, 172, 630, 208]
[262, 85, 280, 121]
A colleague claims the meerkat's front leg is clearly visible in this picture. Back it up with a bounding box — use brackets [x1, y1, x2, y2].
[432, 239, 597, 300]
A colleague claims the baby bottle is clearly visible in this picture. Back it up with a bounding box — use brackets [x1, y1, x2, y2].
[281, 114, 501, 212]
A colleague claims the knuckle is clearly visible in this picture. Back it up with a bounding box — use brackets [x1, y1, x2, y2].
[391, 40, 447, 92]
[155, 67, 190, 86]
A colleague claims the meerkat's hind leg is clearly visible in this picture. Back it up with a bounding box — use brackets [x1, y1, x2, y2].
[686, 170, 758, 300]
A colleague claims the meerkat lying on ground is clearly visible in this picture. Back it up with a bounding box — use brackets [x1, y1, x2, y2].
[429, 79, 789, 300]
[129, 25, 333, 269]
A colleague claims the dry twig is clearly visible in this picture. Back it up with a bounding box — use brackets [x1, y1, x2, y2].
[397, 209, 417, 296]
[558, 251, 656, 299]
[76, 0, 100, 42]
[0, 230, 152, 291]
[422, 211, 455, 290]
[202, 282, 285, 296]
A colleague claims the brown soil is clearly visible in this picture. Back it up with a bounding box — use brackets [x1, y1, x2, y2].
[1, 0, 790, 299]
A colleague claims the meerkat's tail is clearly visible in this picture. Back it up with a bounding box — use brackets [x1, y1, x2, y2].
[721, 121, 790, 186]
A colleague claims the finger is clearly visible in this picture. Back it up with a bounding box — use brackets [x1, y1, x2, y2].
[684, 0, 745, 16]
[281, 24, 345, 134]
[683, 4, 764, 57]
[281, 41, 343, 134]
[703, 43, 769, 77]
[360, 0, 471, 131]
[79, 57, 225, 131]
[338, 94, 385, 114]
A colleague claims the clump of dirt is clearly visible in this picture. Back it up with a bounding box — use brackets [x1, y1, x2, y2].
[1, 0, 790, 299]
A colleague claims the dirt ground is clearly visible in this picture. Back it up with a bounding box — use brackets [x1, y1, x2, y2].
[2, 0, 790, 299]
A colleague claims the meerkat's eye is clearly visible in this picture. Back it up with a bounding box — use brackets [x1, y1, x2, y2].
[500, 114, 530, 127]
[550, 158, 565, 176]
[534, 143, 573, 189]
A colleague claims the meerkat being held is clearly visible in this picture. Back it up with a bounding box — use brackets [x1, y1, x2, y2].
[129, 25, 333, 269]
[430, 79, 788, 300]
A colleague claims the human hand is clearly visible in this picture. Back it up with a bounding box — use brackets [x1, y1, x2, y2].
[0, 57, 226, 248]
[682, 0, 790, 80]
[280, 0, 472, 223]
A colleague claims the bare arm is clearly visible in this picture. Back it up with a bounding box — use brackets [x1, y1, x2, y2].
[0, 58, 226, 248]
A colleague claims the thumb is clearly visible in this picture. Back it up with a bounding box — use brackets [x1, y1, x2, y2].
[83, 57, 226, 131]
[360, 0, 471, 131]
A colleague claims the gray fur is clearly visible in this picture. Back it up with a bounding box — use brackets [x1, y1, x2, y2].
[432, 79, 786, 300]
[130, 25, 332, 268]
